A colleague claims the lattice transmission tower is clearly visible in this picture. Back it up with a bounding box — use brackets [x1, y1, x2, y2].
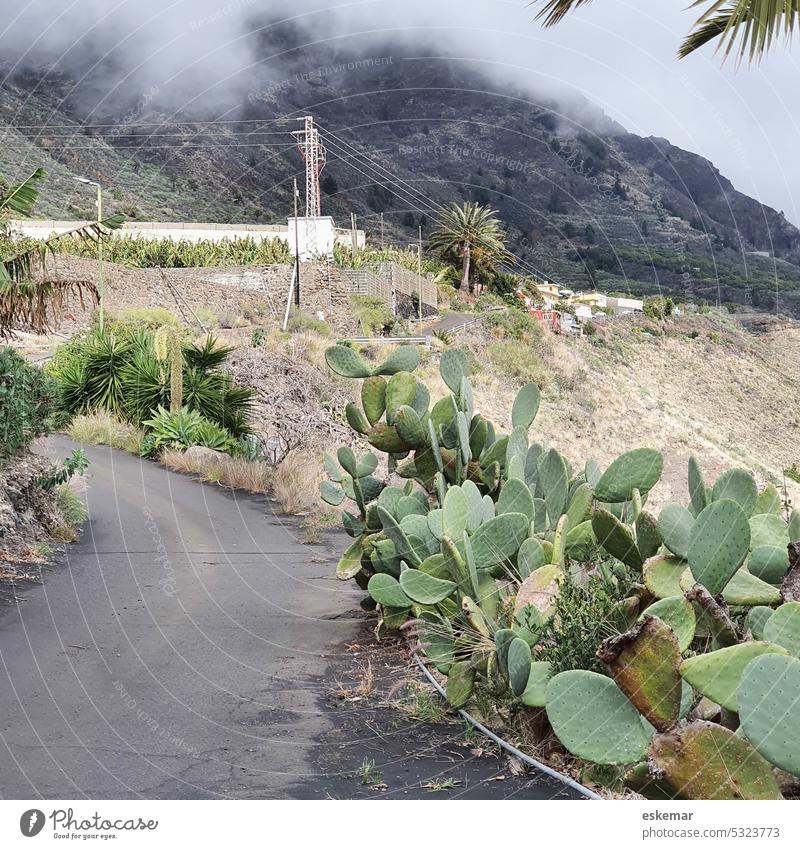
[293, 115, 327, 217]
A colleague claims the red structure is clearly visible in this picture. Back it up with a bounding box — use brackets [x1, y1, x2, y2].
[530, 309, 561, 333]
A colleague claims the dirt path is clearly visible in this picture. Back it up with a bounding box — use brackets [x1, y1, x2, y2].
[0, 438, 580, 800]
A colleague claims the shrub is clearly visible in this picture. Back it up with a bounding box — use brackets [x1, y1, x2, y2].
[285, 310, 331, 336]
[106, 307, 182, 332]
[251, 327, 266, 348]
[36, 448, 89, 490]
[487, 341, 550, 388]
[643, 295, 675, 321]
[350, 295, 397, 336]
[140, 406, 237, 457]
[67, 410, 144, 453]
[55, 482, 88, 525]
[0, 346, 59, 460]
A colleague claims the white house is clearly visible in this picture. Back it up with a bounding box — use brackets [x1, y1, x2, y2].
[606, 296, 644, 315]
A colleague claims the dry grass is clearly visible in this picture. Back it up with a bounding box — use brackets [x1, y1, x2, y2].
[67, 410, 144, 453]
[270, 449, 323, 514]
[330, 659, 375, 700]
[160, 449, 271, 493]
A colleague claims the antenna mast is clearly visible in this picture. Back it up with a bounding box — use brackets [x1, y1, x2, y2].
[293, 115, 327, 218]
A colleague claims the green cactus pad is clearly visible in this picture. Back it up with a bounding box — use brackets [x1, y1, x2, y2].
[680, 641, 790, 712]
[374, 345, 420, 376]
[385, 372, 418, 423]
[446, 661, 475, 708]
[592, 508, 643, 570]
[442, 485, 468, 541]
[753, 482, 782, 515]
[635, 511, 661, 560]
[468, 414, 489, 457]
[360, 376, 387, 425]
[790, 508, 800, 542]
[367, 423, 410, 454]
[511, 382, 541, 431]
[738, 653, 800, 777]
[657, 503, 694, 559]
[320, 480, 345, 506]
[747, 606, 775, 640]
[345, 402, 371, 435]
[496, 477, 535, 522]
[565, 482, 593, 532]
[395, 495, 426, 521]
[507, 637, 533, 698]
[325, 344, 372, 378]
[514, 564, 562, 619]
[377, 506, 422, 566]
[441, 537, 469, 594]
[517, 537, 547, 578]
[722, 569, 781, 606]
[368, 573, 413, 608]
[462, 480, 484, 532]
[418, 553, 449, 579]
[336, 537, 364, 580]
[398, 568, 456, 605]
[520, 661, 552, 707]
[749, 513, 789, 550]
[481, 434, 508, 468]
[538, 448, 569, 528]
[763, 602, 800, 656]
[712, 468, 758, 516]
[418, 612, 455, 667]
[688, 455, 707, 517]
[394, 405, 428, 448]
[456, 410, 471, 465]
[640, 596, 696, 653]
[687, 499, 750, 595]
[564, 520, 597, 560]
[525, 443, 543, 487]
[410, 380, 430, 417]
[597, 617, 683, 732]
[469, 512, 529, 567]
[337, 446, 358, 478]
[546, 670, 650, 765]
[505, 426, 528, 470]
[593, 448, 663, 503]
[649, 721, 782, 799]
[439, 348, 469, 393]
[748, 545, 790, 584]
[494, 628, 516, 670]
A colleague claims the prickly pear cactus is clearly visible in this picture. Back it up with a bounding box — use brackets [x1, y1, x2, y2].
[593, 448, 663, 503]
[649, 721, 782, 800]
[687, 499, 750, 595]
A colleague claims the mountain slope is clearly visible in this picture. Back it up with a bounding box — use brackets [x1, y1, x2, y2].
[2, 22, 800, 315]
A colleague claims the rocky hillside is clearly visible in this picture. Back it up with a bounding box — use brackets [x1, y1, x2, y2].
[2, 20, 800, 315]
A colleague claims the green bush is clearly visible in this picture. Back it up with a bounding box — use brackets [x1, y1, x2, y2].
[0, 347, 59, 460]
[285, 310, 331, 336]
[140, 406, 237, 457]
[350, 295, 397, 336]
[487, 341, 550, 388]
[643, 295, 675, 321]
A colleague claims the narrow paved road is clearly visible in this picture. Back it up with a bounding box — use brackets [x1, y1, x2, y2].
[0, 438, 581, 800]
[1, 437, 365, 799]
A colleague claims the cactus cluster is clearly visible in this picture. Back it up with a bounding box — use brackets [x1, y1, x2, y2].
[322, 340, 800, 799]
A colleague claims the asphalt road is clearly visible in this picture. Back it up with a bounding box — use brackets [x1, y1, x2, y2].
[0, 437, 581, 800]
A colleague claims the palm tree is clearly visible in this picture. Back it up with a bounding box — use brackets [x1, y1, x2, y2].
[0, 168, 123, 337]
[429, 202, 512, 294]
[533, 1, 800, 63]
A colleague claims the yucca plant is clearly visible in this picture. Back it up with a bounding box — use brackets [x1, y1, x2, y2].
[183, 335, 235, 372]
[81, 331, 133, 417]
[182, 367, 253, 437]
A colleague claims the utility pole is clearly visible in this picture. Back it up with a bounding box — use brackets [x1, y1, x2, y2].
[417, 224, 423, 321]
[293, 178, 301, 307]
[350, 212, 358, 256]
[73, 176, 104, 332]
[380, 212, 384, 250]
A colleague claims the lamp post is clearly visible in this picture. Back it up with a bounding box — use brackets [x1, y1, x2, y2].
[408, 230, 423, 321]
[73, 177, 104, 333]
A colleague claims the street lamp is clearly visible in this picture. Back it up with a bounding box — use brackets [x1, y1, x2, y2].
[73, 176, 105, 333]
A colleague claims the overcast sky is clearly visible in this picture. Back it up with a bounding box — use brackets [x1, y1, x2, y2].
[2, 0, 798, 223]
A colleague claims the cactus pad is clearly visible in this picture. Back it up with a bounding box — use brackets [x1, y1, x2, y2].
[749, 513, 789, 550]
[597, 617, 683, 732]
[592, 508, 643, 570]
[738, 653, 800, 777]
[385, 372, 418, 423]
[469, 512, 529, 566]
[687, 499, 750, 595]
[520, 661, 552, 707]
[649, 721, 782, 799]
[511, 382, 541, 430]
[398, 568, 456, 605]
[746, 606, 775, 640]
[367, 573, 412, 608]
[722, 569, 781, 606]
[634, 511, 661, 560]
[442, 486, 468, 540]
[763, 602, 800, 656]
[712, 468, 757, 516]
[679, 641, 789, 712]
[496, 477, 535, 522]
[513, 564, 562, 619]
[325, 344, 372, 378]
[593, 448, 663, 503]
[538, 448, 569, 527]
[368, 423, 410, 454]
[394, 405, 428, 448]
[517, 537, 547, 578]
[754, 482, 782, 516]
[688, 455, 707, 517]
[360, 376, 387, 425]
[462, 479, 484, 532]
[564, 520, 596, 561]
[748, 545, 790, 584]
[507, 637, 533, 697]
[445, 661, 475, 708]
[640, 596, 696, 653]
[374, 345, 420, 376]
[657, 503, 694, 559]
[440, 348, 469, 393]
[546, 670, 650, 765]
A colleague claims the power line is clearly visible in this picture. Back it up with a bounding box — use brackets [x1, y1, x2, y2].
[1, 142, 297, 151]
[4, 117, 300, 130]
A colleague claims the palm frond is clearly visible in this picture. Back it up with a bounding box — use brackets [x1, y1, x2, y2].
[533, 0, 595, 27]
[0, 214, 124, 337]
[1, 167, 47, 218]
[683, 0, 800, 62]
